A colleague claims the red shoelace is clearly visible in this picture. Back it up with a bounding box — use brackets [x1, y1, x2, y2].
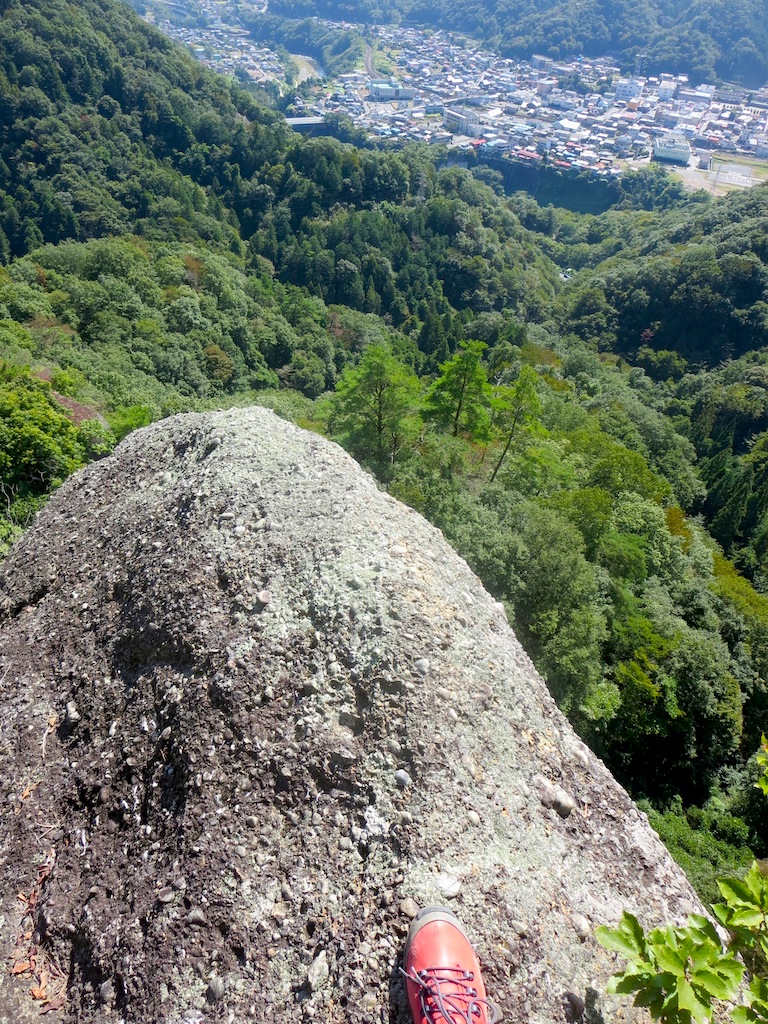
[402, 965, 501, 1024]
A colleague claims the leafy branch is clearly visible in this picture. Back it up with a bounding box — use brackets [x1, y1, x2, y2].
[595, 911, 743, 1024]
[597, 738, 768, 1024]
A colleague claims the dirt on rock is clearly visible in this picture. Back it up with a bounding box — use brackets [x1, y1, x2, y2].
[0, 407, 702, 1024]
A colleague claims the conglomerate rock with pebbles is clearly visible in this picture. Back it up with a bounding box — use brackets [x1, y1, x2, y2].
[0, 406, 702, 1024]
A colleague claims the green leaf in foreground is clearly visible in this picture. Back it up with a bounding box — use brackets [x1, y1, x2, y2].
[595, 911, 647, 958]
[597, 911, 744, 1024]
[714, 862, 768, 960]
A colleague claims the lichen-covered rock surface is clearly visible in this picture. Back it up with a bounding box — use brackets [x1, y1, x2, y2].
[0, 407, 701, 1024]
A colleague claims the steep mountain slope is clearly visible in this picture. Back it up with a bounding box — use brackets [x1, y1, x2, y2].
[558, 184, 768, 364]
[0, 0, 264, 256]
[0, 408, 700, 1024]
[0, 0, 558, 325]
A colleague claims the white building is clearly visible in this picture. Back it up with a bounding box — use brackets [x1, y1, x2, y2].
[443, 108, 479, 133]
[658, 77, 676, 100]
[615, 78, 643, 102]
[653, 135, 691, 165]
[368, 79, 415, 101]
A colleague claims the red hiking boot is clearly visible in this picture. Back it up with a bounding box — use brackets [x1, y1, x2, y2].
[402, 906, 501, 1024]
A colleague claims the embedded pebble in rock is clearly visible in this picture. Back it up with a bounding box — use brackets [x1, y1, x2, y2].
[554, 788, 577, 818]
[99, 981, 115, 1006]
[572, 743, 591, 770]
[563, 991, 586, 1023]
[307, 950, 329, 993]
[181, 1012, 204, 1024]
[572, 914, 591, 940]
[0, 407, 704, 1024]
[535, 776, 558, 809]
[436, 872, 462, 899]
[400, 898, 420, 919]
[208, 976, 225, 1002]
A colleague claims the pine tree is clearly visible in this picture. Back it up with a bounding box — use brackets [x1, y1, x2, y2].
[426, 340, 491, 439]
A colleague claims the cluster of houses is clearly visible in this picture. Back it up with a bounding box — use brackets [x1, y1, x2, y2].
[143, 2, 768, 181]
[303, 26, 768, 178]
[144, 0, 284, 85]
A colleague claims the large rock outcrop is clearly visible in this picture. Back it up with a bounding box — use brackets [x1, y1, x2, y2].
[0, 407, 700, 1024]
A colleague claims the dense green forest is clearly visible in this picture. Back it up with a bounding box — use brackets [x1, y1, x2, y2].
[2, 0, 768, 901]
[263, 0, 768, 86]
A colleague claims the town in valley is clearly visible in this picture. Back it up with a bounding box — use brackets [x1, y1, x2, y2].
[141, 0, 768, 192]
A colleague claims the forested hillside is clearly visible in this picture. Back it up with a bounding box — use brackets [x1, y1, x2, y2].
[2, 0, 768, 901]
[264, 0, 768, 86]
